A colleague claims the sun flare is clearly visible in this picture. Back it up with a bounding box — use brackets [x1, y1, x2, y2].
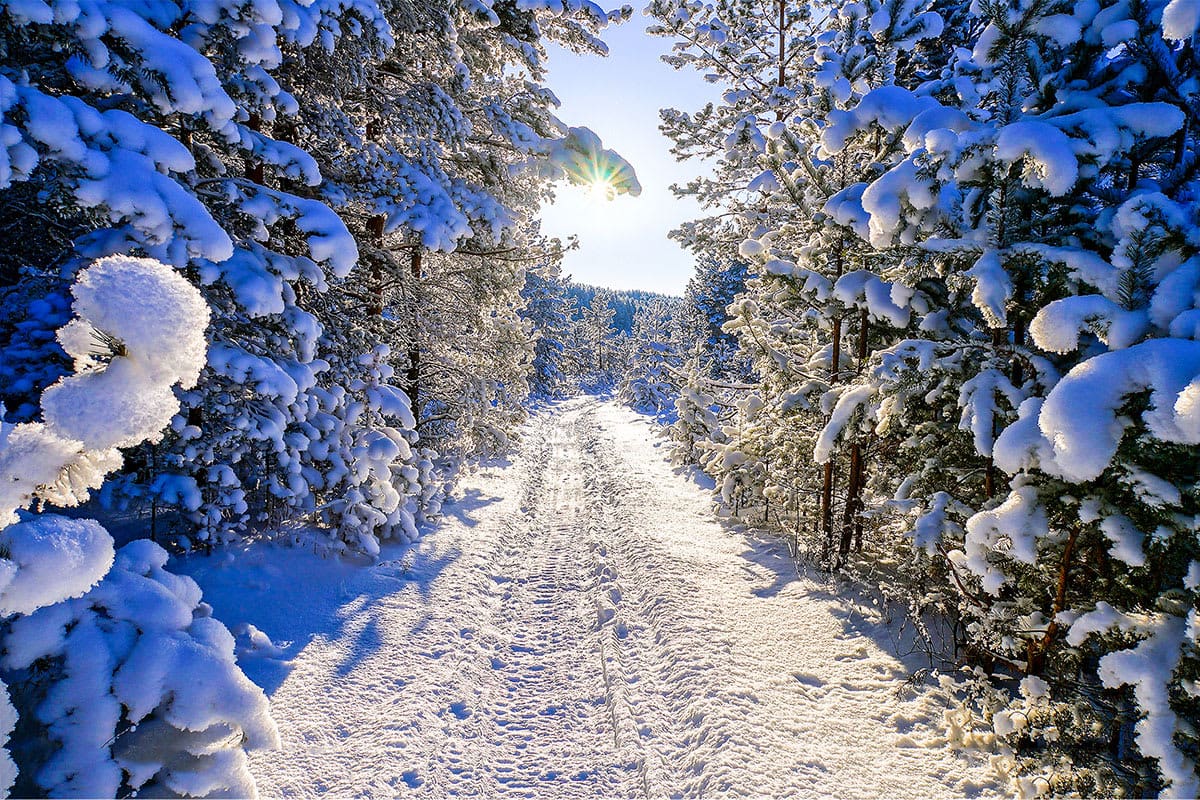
[586, 179, 615, 203]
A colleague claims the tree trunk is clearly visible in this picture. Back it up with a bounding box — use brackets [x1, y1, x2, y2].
[820, 314, 843, 566]
[1026, 525, 1079, 675]
[821, 460, 836, 564]
[776, 0, 786, 92]
[984, 325, 1007, 499]
[831, 314, 843, 384]
[406, 247, 422, 413]
[838, 442, 862, 562]
[246, 113, 264, 184]
[1010, 314, 1025, 386]
[839, 307, 870, 559]
[367, 215, 385, 316]
[179, 117, 192, 151]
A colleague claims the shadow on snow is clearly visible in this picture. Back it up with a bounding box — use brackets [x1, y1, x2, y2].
[173, 493, 496, 696]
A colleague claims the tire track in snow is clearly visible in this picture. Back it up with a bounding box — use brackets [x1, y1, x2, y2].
[460, 405, 644, 795]
[238, 397, 998, 798]
[573, 400, 996, 798]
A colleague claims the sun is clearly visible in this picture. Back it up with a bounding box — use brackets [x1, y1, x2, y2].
[586, 178, 615, 203]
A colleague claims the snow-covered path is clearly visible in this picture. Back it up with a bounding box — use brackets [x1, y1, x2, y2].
[186, 397, 998, 798]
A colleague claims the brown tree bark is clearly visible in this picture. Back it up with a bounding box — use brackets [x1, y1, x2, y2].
[1026, 526, 1079, 675]
[406, 247, 422, 413]
[838, 443, 862, 561]
[246, 113, 264, 184]
[367, 215, 386, 316]
[821, 314, 843, 564]
[839, 308, 870, 560]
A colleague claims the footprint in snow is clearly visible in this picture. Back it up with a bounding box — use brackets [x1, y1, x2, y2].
[596, 604, 616, 625]
[792, 672, 824, 688]
[835, 643, 870, 661]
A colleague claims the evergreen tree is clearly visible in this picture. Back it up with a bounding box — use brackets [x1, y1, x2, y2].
[521, 260, 576, 399]
[684, 256, 750, 378]
[0, 257, 275, 796]
[654, 0, 1200, 791]
[570, 288, 621, 389]
[620, 298, 686, 413]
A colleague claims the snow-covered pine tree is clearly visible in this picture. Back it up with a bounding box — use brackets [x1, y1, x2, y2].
[647, 0, 818, 532]
[684, 256, 751, 378]
[300, 0, 636, 470]
[0, 256, 276, 797]
[669, 356, 725, 467]
[811, 0, 1197, 789]
[964, 7, 1199, 790]
[570, 289, 622, 389]
[0, 0, 431, 553]
[656, 0, 1200, 790]
[521, 257, 577, 400]
[768, 0, 945, 566]
[620, 298, 686, 414]
[1, 0, 638, 555]
[651, 0, 944, 556]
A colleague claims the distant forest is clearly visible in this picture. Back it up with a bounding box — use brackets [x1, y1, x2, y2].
[565, 283, 681, 335]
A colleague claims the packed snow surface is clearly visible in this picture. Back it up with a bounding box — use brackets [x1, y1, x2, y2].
[183, 397, 999, 797]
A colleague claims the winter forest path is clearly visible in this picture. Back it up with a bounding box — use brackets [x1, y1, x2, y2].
[191, 397, 1000, 798]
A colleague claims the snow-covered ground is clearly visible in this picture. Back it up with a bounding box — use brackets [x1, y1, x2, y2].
[180, 397, 1001, 797]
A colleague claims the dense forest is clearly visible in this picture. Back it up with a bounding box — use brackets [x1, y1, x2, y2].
[643, 0, 1200, 794]
[1, 0, 1199, 795]
[564, 282, 679, 333]
[0, 0, 644, 793]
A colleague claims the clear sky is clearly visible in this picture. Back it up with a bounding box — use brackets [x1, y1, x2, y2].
[539, 15, 717, 295]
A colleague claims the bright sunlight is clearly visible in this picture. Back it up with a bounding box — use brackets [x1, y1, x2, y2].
[586, 177, 615, 202]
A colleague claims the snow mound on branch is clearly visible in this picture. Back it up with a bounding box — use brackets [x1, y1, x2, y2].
[956, 486, 1048, 595]
[997, 339, 1200, 481]
[814, 385, 874, 463]
[832, 270, 912, 327]
[4, 539, 280, 798]
[1068, 605, 1199, 797]
[1151, 256, 1200, 334]
[0, 421, 89, 528]
[1163, 0, 1200, 40]
[542, 127, 641, 198]
[1030, 295, 1148, 353]
[0, 515, 114, 616]
[966, 250, 1013, 327]
[41, 256, 210, 450]
[42, 362, 185, 452]
[58, 256, 209, 375]
[821, 86, 941, 154]
[995, 121, 1078, 196]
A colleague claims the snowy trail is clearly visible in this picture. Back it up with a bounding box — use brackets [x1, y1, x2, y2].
[186, 397, 998, 798]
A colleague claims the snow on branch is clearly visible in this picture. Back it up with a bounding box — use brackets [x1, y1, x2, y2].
[538, 126, 641, 198]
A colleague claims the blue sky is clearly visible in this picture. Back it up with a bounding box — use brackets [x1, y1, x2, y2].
[539, 15, 718, 295]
